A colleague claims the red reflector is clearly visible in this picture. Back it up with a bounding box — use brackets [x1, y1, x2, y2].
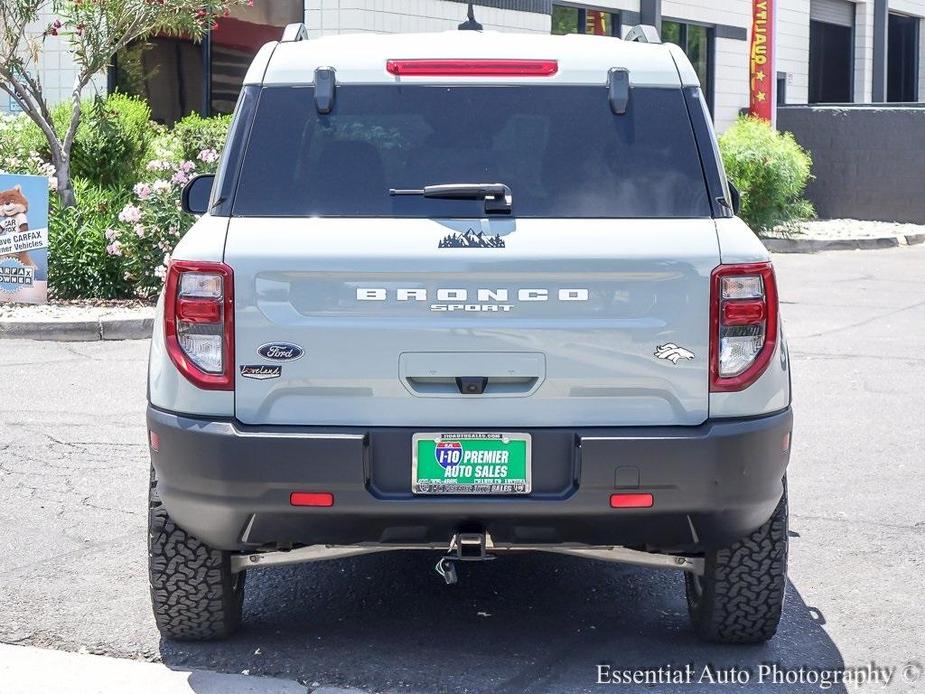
[290, 492, 334, 507]
[149, 430, 160, 452]
[176, 298, 221, 323]
[386, 59, 558, 77]
[722, 299, 766, 326]
[610, 493, 654, 509]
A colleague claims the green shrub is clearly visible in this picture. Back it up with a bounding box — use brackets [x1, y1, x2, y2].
[48, 180, 132, 300]
[719, 116, 815, 233]
[23, 93, 156, 189]
[72, 94, 156, 188]
[168, 112, 232, 162]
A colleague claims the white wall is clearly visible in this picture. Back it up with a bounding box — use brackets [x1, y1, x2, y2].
[304, 0, 549, 36]
[1, 7, 106, 114]
[778, 0, 811, 104]
[662, 0, 751, 130]
[854, 0, 874, 101]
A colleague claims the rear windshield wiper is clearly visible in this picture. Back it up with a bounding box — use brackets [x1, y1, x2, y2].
[389, 183, 512, 214]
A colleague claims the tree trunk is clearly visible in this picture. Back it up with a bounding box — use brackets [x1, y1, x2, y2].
[53, 154, 76, 208]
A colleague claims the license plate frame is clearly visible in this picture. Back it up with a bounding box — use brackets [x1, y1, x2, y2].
[411, 432, 532, 495]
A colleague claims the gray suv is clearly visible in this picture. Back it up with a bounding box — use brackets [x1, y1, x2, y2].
[146, 23, 792, 644]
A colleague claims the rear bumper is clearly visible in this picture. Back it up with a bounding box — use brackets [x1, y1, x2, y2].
[147, 406, 792, 553]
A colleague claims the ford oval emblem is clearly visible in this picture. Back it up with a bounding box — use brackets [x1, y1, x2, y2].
[257, 342, 304, 362]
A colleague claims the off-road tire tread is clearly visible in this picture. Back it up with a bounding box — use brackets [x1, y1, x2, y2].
[686, 486, 788, 644]
[148, 468, 243, 640]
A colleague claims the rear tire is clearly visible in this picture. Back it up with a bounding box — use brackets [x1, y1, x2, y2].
[685, 483, 788, 644]
[148, 467, 244, 640]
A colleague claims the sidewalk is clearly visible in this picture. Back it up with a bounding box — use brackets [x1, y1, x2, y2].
[763, 218, 925, 252]
[0, 644, 308, 694]
[0, 303, 154, 341]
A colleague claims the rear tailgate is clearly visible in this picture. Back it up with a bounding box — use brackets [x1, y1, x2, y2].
[226, 218, 718, 427]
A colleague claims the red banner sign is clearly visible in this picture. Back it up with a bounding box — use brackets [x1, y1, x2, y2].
[749, 0, 775, 123]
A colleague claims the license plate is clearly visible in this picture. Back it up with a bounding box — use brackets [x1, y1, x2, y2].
[412, 432, 532, 495]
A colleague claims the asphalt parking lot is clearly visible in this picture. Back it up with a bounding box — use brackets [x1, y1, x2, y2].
[1, 246, 924, 693]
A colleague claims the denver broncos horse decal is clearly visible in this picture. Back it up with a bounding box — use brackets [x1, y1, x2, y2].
[654, 343, 695, 364]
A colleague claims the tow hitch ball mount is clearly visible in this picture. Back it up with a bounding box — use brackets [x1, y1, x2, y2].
[431, 532, 706, 585]
[435, 533, 494, 585]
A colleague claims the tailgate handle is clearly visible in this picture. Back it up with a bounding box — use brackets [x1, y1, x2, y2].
[400, 352, 545, 398]
[403, 375, 540, 397]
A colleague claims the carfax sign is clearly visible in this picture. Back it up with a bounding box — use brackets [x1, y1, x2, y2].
[0, 174, 49, 304]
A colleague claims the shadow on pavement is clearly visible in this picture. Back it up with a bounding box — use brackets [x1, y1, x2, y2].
[160, 551, 845, 693]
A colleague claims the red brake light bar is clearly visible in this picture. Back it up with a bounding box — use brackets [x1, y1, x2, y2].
[721, 299, 766, 326]
[176, 297, 222, 323]
[386, 59, 558, 77]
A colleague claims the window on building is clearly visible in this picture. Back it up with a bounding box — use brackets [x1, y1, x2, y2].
[113, 38, 203, 125]
[112, 2, 302, 125]
[888, 13, 919, 102]
[777, 72, 788, 105]
[808, 0, 855, 103]
[552, 5, 619, 37]
[662, 21, 714, 111]
[809, 21, 853, 102]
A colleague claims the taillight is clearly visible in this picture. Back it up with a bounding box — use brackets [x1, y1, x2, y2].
[164, 260, 234, 390]
[709, 262, 778, 392]
[386, 59, 558, 77]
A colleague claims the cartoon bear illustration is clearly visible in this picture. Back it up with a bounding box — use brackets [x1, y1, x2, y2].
[0, 185, 35, 267]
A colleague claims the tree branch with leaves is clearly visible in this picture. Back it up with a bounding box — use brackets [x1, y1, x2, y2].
[0, 0, 247, 207]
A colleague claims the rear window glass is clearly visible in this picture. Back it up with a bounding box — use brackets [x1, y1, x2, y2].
[232, 85, 711, 218]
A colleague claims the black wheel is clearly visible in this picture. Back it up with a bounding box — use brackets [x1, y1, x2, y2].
[148, 467, 244, 640]
[685, 483, 788, 644]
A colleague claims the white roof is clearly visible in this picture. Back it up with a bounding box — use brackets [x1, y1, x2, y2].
[244, 31, 700, 88]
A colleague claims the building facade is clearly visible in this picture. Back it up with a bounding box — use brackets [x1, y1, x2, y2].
[6, 0, 925, 132]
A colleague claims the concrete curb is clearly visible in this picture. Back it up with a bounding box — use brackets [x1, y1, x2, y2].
[0, 643, 307, 694]
[0, 316, 153, 341]
[764, 232, 925, 253]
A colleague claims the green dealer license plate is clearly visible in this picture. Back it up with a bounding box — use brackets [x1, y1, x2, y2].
[412, 432, 532, 495]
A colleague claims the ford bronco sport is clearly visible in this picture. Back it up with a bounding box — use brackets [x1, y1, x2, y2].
[147, 21, 793, 645]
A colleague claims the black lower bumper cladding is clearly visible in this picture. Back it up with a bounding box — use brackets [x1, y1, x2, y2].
[147, 406, 792, 553]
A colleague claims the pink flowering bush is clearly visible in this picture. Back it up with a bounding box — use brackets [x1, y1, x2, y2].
[108, 148, 222, 297]
[2, 93, 233, 298]
[104, 109, 232, 297]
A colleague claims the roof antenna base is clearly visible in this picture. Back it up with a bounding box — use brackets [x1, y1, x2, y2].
[458, 3, 483, 31]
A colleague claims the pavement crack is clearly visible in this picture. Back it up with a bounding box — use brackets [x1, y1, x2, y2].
[790, 350, 925, 364]
[800, 297, 925, 339]
[791, 513, 925, 532]
[0, 533, 138, 577]
[60, 344, 103, 361]
[80, 495, 142, 517]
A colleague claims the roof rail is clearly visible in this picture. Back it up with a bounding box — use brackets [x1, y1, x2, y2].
[281, 22, 308, 42]
[624, 24, 661, 44]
